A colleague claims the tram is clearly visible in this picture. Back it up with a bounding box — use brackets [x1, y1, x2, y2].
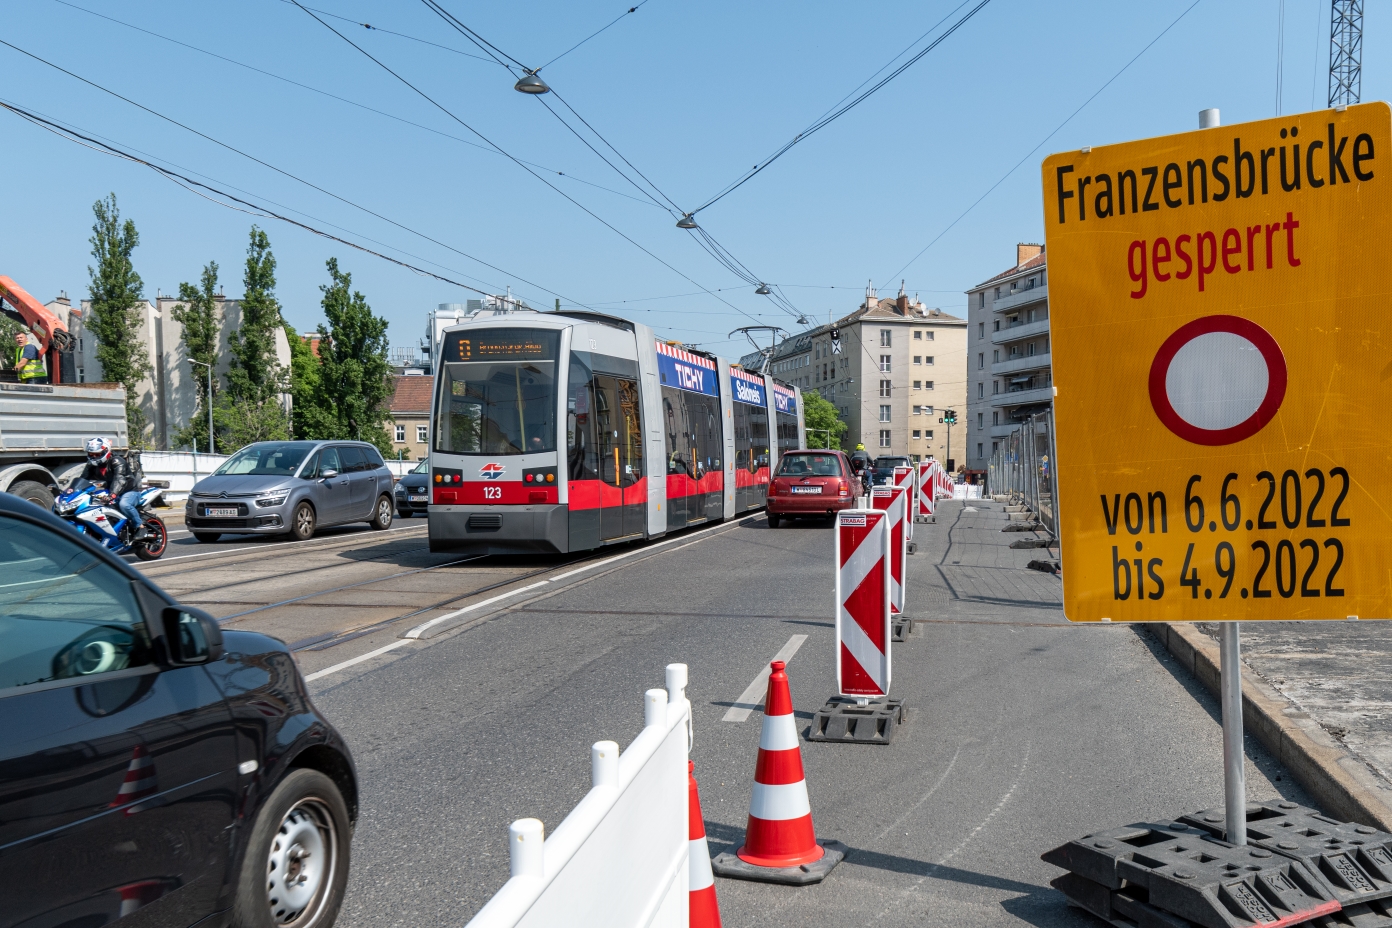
[427, 309, 805, 554]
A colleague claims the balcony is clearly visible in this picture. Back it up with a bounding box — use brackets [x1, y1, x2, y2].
[990, 317, 1050, 345]
[991, 352, 1051, 377]
[990, 385, 1054, 408]
[991, 283, 1048, 314]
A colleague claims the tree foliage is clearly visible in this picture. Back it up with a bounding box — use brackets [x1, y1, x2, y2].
[284, 322, 334, 440]
[802, 391, 848, 449]
[308, 258, 393, 454]
[87, 194, 151, 444]
[217, 227, 289, 447]
[169, 261, 221, 452]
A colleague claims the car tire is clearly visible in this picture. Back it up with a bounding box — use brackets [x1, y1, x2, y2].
[290, 502, 316, 541]
[231, 768, 351, 928]
[397, 509, 412, 520]
[369, 496, 393, 530]
[767, 513, 780, 528]
[194, 532, 222, 543]
[9, 480, 54, 511]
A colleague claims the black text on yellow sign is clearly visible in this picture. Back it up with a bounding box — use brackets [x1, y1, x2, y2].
[1041, 103, 1392, 622]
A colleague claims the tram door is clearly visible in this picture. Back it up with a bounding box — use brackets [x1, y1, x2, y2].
[593, 374, 645, 540]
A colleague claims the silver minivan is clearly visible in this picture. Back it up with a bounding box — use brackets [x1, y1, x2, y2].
[186, 440, 395, 542]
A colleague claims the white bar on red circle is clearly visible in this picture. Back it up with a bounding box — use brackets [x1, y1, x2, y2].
[916, 462, 936, 520]
[892, 466, 914, 540]
[870, 486, 908, 615]
[835, 508, 891, 697]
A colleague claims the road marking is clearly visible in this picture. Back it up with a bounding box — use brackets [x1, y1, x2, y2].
[304, 640, 412, 682]
[402, 581, 553, 639]
[722, 634, 808, 722]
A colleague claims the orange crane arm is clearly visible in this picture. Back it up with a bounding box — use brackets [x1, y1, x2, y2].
[0, 275, 73, 357]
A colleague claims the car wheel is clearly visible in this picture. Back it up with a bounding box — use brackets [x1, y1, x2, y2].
[231, 768, 351, 928]
[369, 495, 393, 530]
[9, 480, 54, 511]
[291, 502, 316, 541]
[767, 513, 780, 528]
[194, 532, 222, 543]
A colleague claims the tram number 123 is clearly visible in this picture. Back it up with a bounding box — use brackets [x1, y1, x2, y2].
[1102, 467, 1350, 603]
[484, 485, 502, 500]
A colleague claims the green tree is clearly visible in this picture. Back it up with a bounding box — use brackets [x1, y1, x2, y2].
[284, 321, 334, 440]
[217, 227, 289, 447]
[311, 258, 392, 453]
[170, 261, 221, 452]
[802, 391, 848, 449]
[87, 194, 151, 444]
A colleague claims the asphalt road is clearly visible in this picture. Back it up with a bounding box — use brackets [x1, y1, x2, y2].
[238, 501, 1314, 928]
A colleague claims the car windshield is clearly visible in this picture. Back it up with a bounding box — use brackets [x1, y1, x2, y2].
[435, 328, 560, 456]
[212, 442, 316, 477]
[777, 453, 842, 477]
[874, 457, 910, 470]
[412, 459, 430, 474]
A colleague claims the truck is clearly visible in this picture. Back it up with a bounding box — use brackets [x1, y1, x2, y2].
[0, 381, 129, 509]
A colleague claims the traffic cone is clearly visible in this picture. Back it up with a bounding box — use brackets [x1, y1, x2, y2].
[111, 744, 157, 809]
[711, 660, 844, 884]
[688, 762, 722, 928]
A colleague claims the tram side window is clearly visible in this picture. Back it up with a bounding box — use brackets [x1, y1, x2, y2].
[734, 402, 770, 474]
[567, 354, 599, 480]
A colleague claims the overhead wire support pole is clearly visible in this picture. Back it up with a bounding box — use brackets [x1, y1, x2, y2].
[1328, 0, 1363, 107]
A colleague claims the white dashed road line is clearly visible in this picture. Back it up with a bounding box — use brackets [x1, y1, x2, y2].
[722, 634, 809, 722]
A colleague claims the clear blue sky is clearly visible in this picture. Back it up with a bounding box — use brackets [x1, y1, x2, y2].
[2, 0, 1381, 357]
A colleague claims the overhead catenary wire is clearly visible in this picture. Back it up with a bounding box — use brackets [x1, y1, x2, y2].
[0, 35, 584, 305]
[879, 0, 1205, 289]
[0, 99, 565, 304]
[536, 1, 652, 73]
[275, 0, 504, 65]
[687, 0, 994, 218]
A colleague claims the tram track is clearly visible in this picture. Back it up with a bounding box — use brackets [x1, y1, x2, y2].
[136, 523, 430, 578]
[160, 541, 438, 598]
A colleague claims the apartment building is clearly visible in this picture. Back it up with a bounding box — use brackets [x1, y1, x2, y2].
[752, 285, 967, 465]
[389, 373, 433, 461]
[964, 243, 1051, 473]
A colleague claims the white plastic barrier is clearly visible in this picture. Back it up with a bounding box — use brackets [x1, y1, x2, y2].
[467, 664, 693, 928]
[953, 484, 982, 500]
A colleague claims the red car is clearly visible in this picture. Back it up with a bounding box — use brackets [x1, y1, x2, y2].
[766, 449, 860, 526]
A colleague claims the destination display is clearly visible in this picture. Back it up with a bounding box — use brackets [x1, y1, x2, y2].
[443, 328, 559, 363]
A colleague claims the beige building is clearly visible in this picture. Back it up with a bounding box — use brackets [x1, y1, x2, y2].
[65, 293, 292, 450]
[757, 285, 968, 466]
[388, 374, 433, 462]
[964, 243, 1051, 473]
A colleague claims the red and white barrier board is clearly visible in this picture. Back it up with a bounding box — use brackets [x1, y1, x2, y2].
[870, 485, 908, 615]
[892, 466, 914, 539]
[835, 509, 891, 697]
[915, 462, 936, 521]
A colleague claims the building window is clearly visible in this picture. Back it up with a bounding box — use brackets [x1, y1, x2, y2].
[993, 349, 1000, 363]
[417, 425, 428, 443]
[994, 320, 1000, 331]
[879, 430, 892, 448]
[993, 380, 999, 394]
[977, 353, 984, 370]
[978, 412, 984, 429]
[914, 429, 923, 439]
[977, 442, 983, 458]
[924, 381, 934, 390]
[880, 329, 892, 347]
[914, 331, 922, 340]
[925, 331, 933, 340]
[924, 356, 934, 365]
[923, 405, 934, 416]
[879, 405, 891, 423]
[879, 379, 892, 397]
[879, 355, 891, 372]
[913, 355, 922, 365]
[925, 430, 934, 440]
[978, 322, 984, 339]
[1028, 343, 1036, 356]
[395, 424, 406, 442]
[913, 380, 921, 389]
[76, 368, 84, 382]
[994, 287, 1001, 298]
[977, 382, 984, 398]
[992, 441, 999, 453]
[993, 411, 999, 426]
[978, 292, 985, 309]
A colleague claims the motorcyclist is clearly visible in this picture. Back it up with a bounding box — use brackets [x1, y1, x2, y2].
[82, 437, 147, 542]
[848, 443, 872, 496]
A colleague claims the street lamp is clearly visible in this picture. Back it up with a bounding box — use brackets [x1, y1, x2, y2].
[676, 214, 698, 229]
[755, 283, 771, 295]
[514, 71, 550, 94]
[187, 359, 214, 455]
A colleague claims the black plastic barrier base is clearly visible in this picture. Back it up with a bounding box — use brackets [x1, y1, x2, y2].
[892, 617, 914, 642]
[806, 697, 904, 745]
[711, 838, 847, 885]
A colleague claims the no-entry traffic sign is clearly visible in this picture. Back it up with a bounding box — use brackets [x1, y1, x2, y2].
[1043, 103, 1392, 622]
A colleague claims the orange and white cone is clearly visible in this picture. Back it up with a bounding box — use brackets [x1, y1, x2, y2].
[688, 761, 722, 928]
[111, 744, 157, 809]
[712, 660, 844, 883]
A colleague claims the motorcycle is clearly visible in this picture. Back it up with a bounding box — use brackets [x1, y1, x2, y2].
[52, 479, 169, 561]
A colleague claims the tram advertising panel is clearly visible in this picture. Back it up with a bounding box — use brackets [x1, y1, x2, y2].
[772, 381, 801, 468]
[656, 342, 723, 530]
[730, 367, 771, 511]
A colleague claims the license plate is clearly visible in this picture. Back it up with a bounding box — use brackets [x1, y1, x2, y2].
[409, 495, 428, 502]
[791, 486, 822, 494]
[206, 507, 238, 517]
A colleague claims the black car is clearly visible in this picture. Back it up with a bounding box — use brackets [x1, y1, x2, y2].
[0, 492, 357, 928]
[870, 455, 912, 486]
[393, 458, 431, 518]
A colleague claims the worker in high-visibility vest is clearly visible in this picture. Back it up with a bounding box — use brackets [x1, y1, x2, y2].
[13, 331, 47, 384]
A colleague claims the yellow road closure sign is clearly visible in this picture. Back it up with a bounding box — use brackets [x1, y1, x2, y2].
[1043, 103, 1392, 622]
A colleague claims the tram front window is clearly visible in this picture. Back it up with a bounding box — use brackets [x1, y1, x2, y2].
[434, 329, 559, 456]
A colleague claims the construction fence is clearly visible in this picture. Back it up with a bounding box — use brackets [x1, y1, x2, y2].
[986, 410, 1058, 536]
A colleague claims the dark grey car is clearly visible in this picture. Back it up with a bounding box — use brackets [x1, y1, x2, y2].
[186, 440, 396, 542]
[394, 458, 430, 518]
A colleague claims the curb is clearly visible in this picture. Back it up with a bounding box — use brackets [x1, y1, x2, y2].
[1147, 623, 1392, 830]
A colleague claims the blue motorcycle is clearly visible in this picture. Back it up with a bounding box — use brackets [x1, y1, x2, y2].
[52, 479, 169, 561]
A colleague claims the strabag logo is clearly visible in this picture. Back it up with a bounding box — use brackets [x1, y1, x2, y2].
[480, 462, 506, 480]
[840, 514, 867, 526]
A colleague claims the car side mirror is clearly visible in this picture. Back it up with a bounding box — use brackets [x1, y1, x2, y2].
[320, 468, 338, 479]
[162, 606, 224, 664]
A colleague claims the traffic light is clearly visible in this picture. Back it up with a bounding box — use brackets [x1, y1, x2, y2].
[942, 409, 957, 425]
